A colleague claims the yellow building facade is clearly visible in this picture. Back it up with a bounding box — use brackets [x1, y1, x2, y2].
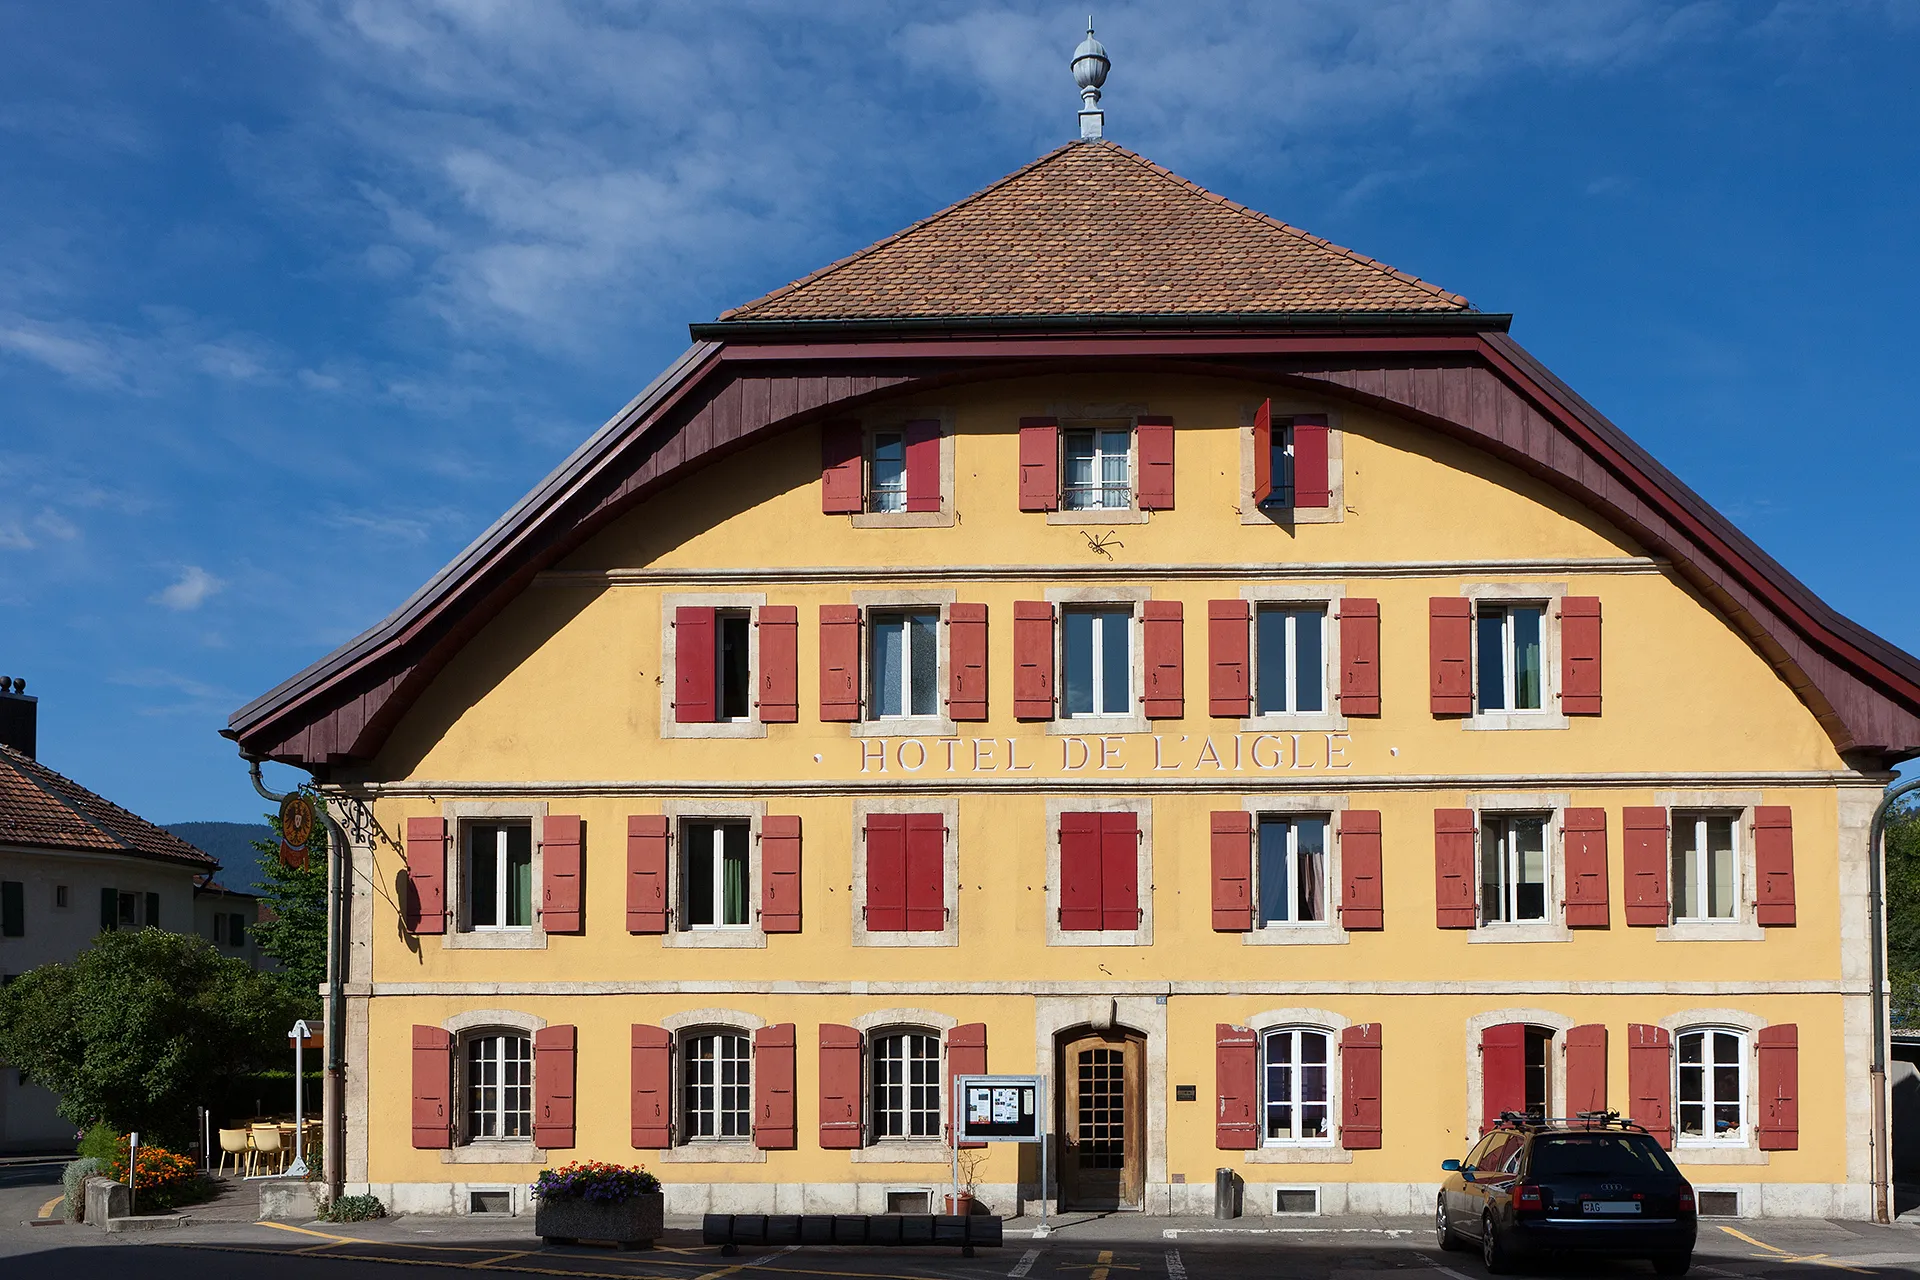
[230, 142, 1920, 1221]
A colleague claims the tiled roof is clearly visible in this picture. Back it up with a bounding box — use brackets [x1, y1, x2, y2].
[0, 743, 217, 869]
[721, 140, 1470, 321]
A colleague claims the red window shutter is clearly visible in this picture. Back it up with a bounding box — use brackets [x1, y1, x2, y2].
[1623, 807, 1670, 926]
[631, 1025, 672, 1149]
[753, 1023, 797, 1149]
[1293, 414, 1330, 509]
[1757, 1024, 1799, 1150]
[1207, 599, 1250, 717]
[1565, 1024, 1608, 1115]
[1563, 807, 1609, 928]
[626, 815, 669, 934]
[1480, 1023, 1526, 1134]
[1099, 810, 1140, 931]
[1754, 806, 1796, 926]
[1214, 1023, 1258, 1150]
[1135, 416, 1175, 510]
[1429, 597, 1473, 715]
[756, 605, 799, 723]
[533, 1025, 577, 1149]
[948, 1023, 988, 1148]
[864, 813, 907, 932]
[1559, 596, 1602, 715]
[411, 1025, 453, 1149]
[1251, 399, 1273, 506]
[821, 420, 863, 514]
[1434, 808, 1477, 928]
[1340, 1023, 1383, 1149]
[904, 418, 942, 512]
[1141, 600, 1184, 718]
[674, 606, 717, 724]
[540, 814, 583, 934]
[818, 1024, 864, 1149]
[1340, 810, 1384, 930]
[1627, 1024, 1674, 1148]
[1013, 601, 1056, 720]
[1018, 418, 1059, 512]
[904, 813, 945, 932]
[818, 604, 861, 721]
[1209, 810, 1252, 932]
[947, 603, 988, 721]
[1059, 811, 1103, 931]
[761, 815, 802, 933]
[404, 817, 447, 935]
[1338, 598, 1380, 717]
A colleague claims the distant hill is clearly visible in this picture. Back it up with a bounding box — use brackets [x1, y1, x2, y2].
[165, 821, 275, 888]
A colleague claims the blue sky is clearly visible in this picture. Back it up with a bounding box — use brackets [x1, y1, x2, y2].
[2, 1, 1918, 823]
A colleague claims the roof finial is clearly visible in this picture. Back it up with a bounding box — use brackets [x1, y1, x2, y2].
[1072, 18, 1110, 141]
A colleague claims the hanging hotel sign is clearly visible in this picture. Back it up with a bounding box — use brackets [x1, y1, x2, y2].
[953, 1074, 1044, 1143]
[858, 731, 1353, 775]
[278, 793, 316, 870]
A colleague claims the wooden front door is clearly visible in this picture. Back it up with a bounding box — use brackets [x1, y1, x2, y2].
[1058, 1030, 1145, 1210]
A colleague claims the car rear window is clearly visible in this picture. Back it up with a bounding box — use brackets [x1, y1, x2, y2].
[1528, 1134, 1676, 1177]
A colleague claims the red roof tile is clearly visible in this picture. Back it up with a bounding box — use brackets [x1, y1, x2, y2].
[0, 743, 217, 869]
[722, 140, 1470, 321]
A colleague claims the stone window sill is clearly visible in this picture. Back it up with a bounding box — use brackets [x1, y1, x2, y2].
[1467, 923, 1572, 944]
[663, 719, 767, 741]
[660, 1143, 766, 1164]
[444, 929, 548, 951]
[1047, 715, 1151, 737]
[1657, 921, 1766, 942]
[663, 928, 767, 949]
[1464, 712, 1570, 732]
[1243, 924, 1349, 946]
[1673, 1145, 1767, 1166]
[443, 1142, 544, 1165]
[1244, 1145, 1352, 1165]
[850, 1142, 952, 1164]
[852, 510, 955, 529]
[1046, 508, 1149, 526]
[854, 716, 956, 740]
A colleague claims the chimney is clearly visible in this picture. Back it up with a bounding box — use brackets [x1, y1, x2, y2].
[0, 677, 37, 758]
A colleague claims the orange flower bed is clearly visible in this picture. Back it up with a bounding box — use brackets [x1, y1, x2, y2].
[104, 1142, 205, 1209]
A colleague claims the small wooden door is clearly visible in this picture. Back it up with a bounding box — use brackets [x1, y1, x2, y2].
[1059, 1030, 1145, 1210]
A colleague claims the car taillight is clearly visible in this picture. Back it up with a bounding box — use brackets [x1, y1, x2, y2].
[1678, 1184, 1695, 1212]
[1513, 1183, 1545, 1211]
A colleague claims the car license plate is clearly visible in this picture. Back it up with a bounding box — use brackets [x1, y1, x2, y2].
[1583, 1200, 1641, 1214]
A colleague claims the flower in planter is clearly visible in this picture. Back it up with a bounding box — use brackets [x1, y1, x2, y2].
[530, 1160, 661, 1204]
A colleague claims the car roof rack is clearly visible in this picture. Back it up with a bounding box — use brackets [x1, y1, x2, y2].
[1492, 1109, 1650, 1134]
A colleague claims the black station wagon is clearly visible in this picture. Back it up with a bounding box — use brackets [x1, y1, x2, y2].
[1438, 1112, 1697, 1275]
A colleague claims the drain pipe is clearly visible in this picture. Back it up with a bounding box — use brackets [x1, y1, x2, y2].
[248, 755, 349, 1203]
[1867, 775, 1919, 1224]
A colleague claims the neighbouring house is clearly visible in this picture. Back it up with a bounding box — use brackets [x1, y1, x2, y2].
[0, 677, 228, 1153]
[194, 878, 269, 969]
[227, 120, 1920, 1217]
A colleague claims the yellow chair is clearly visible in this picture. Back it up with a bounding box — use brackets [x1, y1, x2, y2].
[216, 1128, 251, 1178]
[249, 1124, 284, 1176]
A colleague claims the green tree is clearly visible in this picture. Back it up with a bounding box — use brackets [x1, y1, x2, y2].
[0, 929, 305, 1145]
[1889, 799, 1920, 1028]
[250, 791, 328, 1010]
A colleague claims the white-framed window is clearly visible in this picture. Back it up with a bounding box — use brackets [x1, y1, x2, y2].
[1062, 428, 1132, 510]
[1260, 421, 1297, 510]
[1480, 813, 1549, 925]
[1676, 1027, 1748, 1145]
[871, 1030, 942, 1140]
[1255, 606, 1326, 715]
[465, 1031, 532, 1141]
[1063, 606, 1131, 717]
[683, 1031, 752, 1141]
[870, 431, 907, 513]
[466, 823, 534, 931]
[715, 609, 752, 722]
[681, 820, 750, 930]
[1262, 1026, 1333, 1145]
[1672, 813, 1739, 922]
[1476, 603, 1546, 713]
[869, 610, 939, 719]
[1256, 814, 1329, 926]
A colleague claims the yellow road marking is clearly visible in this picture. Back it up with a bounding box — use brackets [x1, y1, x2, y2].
[1061, 1250, 1142, 1280]
[1717, 1225, 1876, 1274]
[165, 1241, 689, 1279]
[476, 1252, 534, 1269]
[37, 1194, 63, 1219]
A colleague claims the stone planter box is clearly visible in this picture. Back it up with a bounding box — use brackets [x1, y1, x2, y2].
[534, 1192, 663, 1249]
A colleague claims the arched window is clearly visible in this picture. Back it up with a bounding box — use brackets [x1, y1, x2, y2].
[1261, 1026, 1333, 1145]
[682, 1031, 752, 1141]
[872, 1030, 941, 1139]
[464, 1030, 532, 1140]
[1677, 1026, 1748, 1144]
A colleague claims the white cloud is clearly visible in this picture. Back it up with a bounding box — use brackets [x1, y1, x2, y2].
[151, 566, 226, 612]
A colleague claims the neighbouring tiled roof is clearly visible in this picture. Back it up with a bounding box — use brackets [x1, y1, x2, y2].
[0, 743, 217, 869]
[721, 140, 1470, 321]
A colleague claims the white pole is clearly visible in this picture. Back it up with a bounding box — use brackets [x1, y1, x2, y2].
[285, 1021, 311, 1178]
[1034, 1076, 1050, 1239]
[128, 1131, 139, 1215]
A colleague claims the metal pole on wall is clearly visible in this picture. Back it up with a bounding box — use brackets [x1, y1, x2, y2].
[1866, 775, 1919, 1223]
[285, 1020, 311, 1178]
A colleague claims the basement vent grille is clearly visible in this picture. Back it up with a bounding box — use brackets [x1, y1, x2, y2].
[885, 1191, 931, 1215]
[469, 1190, 513, 1215]
[1697, 1191, 1741, 1218]
[1273, 1187, 1320, 1216]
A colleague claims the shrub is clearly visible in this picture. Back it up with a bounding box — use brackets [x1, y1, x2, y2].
[60, 1157, 100, 1221]
[530, 1161, 661, 1204]
[77, 1123, 120, 1162]
[324, 1194, 385, 1222]
[104, 1139, 209, 1211]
